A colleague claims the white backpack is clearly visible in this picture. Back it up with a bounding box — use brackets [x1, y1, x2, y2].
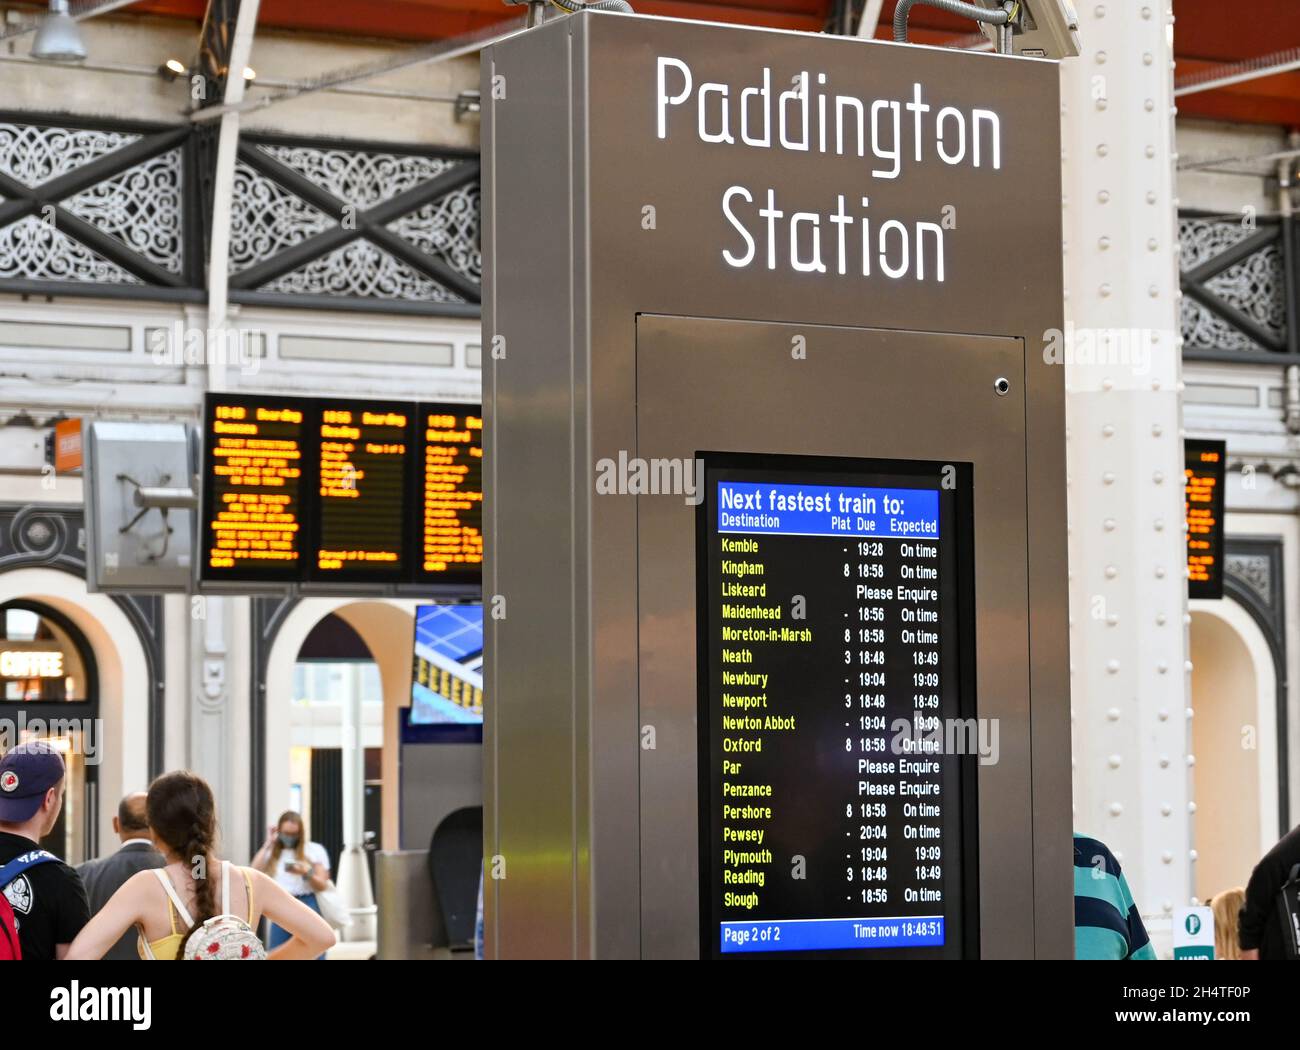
[144, 861, 266, 961]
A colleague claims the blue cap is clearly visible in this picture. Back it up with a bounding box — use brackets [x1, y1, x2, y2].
[0, 742, 65, 823]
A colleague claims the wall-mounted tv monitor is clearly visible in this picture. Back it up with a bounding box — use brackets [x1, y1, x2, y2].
[405, 603, 483, 743]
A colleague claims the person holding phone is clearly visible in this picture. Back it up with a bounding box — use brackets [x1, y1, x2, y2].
[252, 810, 331, 958]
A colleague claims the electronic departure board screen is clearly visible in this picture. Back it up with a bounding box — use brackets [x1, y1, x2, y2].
[316, 401, 411, 582]
[698, 453, 977, 959]
[203, 398, 306, 582]
[200, 394, 483, 593]
[418, 407, 483, 586]
[1185, 439, 1226, 600]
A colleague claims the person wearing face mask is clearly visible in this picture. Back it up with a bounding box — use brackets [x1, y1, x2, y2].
[252, 810, 331, 957]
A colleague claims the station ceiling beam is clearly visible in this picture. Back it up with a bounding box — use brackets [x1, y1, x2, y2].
[45, 1, 1300, 127]
[855, 0, 884, 37]
[188, 15, 527, 122]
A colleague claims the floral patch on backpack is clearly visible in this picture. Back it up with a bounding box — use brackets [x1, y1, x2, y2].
[184, 914, 266, 960]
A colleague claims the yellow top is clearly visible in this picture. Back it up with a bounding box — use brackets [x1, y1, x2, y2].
[138, 864, 255, 960]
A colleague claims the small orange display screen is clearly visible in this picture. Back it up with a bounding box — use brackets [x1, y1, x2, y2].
[1185, 439, 1225, 600]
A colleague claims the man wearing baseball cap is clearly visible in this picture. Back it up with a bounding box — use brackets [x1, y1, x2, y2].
[0, 741, 90, 959]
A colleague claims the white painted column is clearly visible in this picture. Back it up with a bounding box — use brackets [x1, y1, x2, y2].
[338, 662, 376, 940]
[190, 593, 233, 839]
[1060, 0, 1191, 953]
[189, 0, 261, 842]
[205, 0, 261, 395]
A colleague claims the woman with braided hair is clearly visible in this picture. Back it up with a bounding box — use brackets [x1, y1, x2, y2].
[63, 771, 336, 960]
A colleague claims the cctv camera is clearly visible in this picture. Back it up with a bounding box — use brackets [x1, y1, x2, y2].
[974, 0, 1081, 59]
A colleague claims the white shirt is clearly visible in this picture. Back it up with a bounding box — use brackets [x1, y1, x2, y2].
[271, 841, 330, 896]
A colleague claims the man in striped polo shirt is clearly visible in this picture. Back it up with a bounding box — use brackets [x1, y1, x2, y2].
[1074, 833, 1157, 960]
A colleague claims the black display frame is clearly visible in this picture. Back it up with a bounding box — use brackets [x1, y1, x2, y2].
[410, 404, 485, 591]
[695, 451, 981, 960]
[399, 704, 483, 745]
[310, 395, 418, 586]
[200, 391, 312, 586]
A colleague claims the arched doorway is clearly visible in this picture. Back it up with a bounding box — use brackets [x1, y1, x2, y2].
[1189, 601, 1281, 902]
[0, 599, 96, 862]
[0, 566, 151, 863]
[262, 599, 418, 855]
[285, 613, 384, 885]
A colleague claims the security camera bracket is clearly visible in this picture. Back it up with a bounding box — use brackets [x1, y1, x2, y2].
[973, 0, 1081, 58]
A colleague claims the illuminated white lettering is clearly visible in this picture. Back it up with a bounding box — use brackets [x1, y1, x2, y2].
[973, 108, 1001, 168]
[870, 100, 901, 178]
[699, 82, 734, 144]
[778, 73, 809, 152]
[790, 212, 825, 274]
[905, 82, 931, 162]
[722, 186, 756, 268]
[878, 219, 910, 279]
[936, 106, 966, 165]
[715, 188, 945, 282]
[758, 188, 784, 270]
[740, 67, 772, 147]
[656, 56, 692, 139]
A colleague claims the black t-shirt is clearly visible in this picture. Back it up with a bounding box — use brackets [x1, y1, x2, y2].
[1240, 824, 1300, 960]
[0, 832, 91, 960]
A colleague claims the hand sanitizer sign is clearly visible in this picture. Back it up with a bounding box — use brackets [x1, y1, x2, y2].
[1173, 907, 1215, 959]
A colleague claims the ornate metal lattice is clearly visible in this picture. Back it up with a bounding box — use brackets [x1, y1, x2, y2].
[388, 182, 482, 285]
[0, 117, 194, 297]
[0, 215, 142, 283]
[62, 149, 186, 273]
[1179, 213, 1294, 357]
[229, 160, 334, 272]
[262, 240, 465, 303]
[0, 115, 482, 316]
[227, 135, 480, 312]
[256, 144, 459, 209]
[0, 124, 139, 185]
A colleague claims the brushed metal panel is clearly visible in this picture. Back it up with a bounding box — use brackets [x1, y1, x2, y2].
[481, 26, 582, 959]
[573, 16, 1070, 958]
[635, 315, 1030, 958]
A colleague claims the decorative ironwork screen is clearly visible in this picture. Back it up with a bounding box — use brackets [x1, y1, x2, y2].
[1179, 210, 1297, 360]
[227, 134, 480, 315]
[0, 115, 481, 318]
[0, 117, 200, 300]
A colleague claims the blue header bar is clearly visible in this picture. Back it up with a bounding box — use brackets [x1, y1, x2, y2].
[717, 482, 939, 539]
